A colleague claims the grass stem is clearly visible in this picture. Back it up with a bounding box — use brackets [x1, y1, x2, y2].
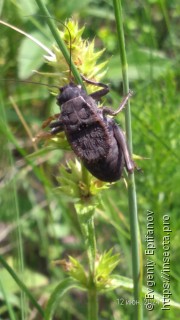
[113, 0, 143, 318]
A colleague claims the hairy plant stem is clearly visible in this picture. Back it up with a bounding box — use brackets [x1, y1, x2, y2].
[113, 0, 143, 319]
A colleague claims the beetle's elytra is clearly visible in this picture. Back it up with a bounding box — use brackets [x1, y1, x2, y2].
[49, 77, 135, 182]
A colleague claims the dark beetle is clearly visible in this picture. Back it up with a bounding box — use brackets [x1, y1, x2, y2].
[49, 77, 135, 182]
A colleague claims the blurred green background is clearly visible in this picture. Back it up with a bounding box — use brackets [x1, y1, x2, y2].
[0, 0, 180, 319]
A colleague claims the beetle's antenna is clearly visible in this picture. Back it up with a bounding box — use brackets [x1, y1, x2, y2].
[1, 79, 59, 89]
[25, 15, 72, 80]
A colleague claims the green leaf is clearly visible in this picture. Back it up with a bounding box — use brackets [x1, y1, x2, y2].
[18, 30, 51, 79]
[95, 249, 120, 290]
[17, 0, 41, 14]
[104, 275, 180, 309]
[0, 266, 48, 294]
[44, 278, 85, 320]
[68, 256, 88, 286]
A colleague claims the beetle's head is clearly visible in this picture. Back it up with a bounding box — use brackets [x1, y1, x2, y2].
[57, 83, 85, 106]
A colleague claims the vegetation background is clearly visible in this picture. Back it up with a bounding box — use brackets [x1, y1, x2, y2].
[0, 0, 180, 319]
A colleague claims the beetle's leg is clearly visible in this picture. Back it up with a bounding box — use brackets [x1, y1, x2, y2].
[103, 91, 133, 116]
[42, 113, 60, 128]
[81, 74, 109, 100]
[113, 124, 135, 173]
[49, 118, 64, 135]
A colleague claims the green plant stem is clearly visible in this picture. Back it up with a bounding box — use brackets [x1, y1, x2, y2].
[78, 214, 97, 320]
[79, 215, 96, 276]
[87, 217, 97, 276]
[88, 286, 98, 320]
[82, 164, 90, 190]
[87, 218, 98, 320]
[113, 0, 143, 319]
[35, 0, 84, 87]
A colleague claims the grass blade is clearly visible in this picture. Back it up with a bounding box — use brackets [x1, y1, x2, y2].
[0, 255, 44, 318]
